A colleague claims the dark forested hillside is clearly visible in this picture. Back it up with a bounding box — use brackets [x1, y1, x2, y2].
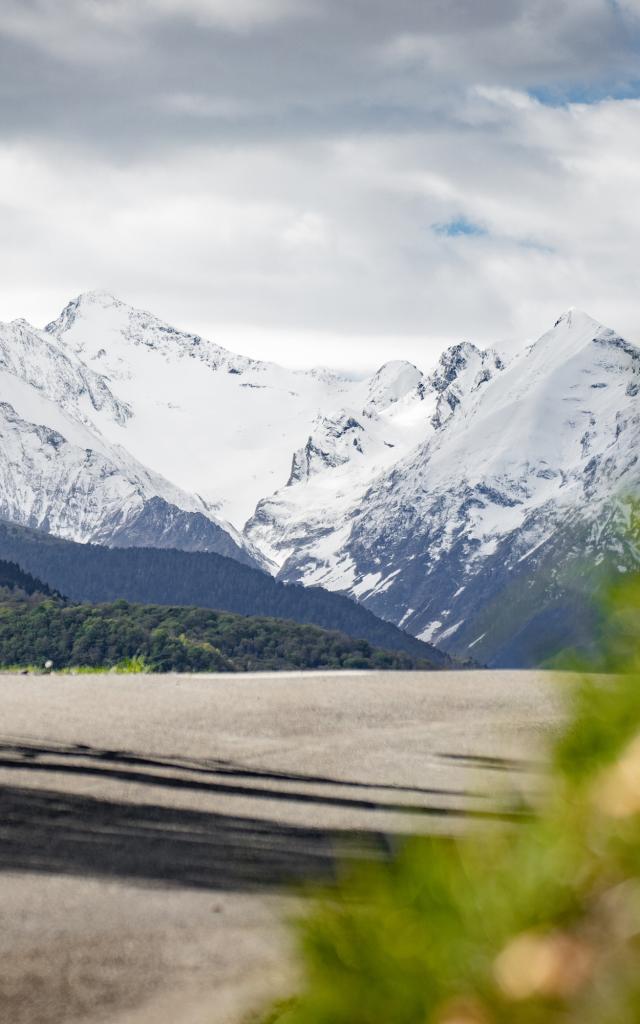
[0, 596, 437, 673]
[0, 519, 452, 665]
[0, 558, 57, 598]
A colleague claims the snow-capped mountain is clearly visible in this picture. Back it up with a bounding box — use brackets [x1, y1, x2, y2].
[0, 313, 260, 567]
[2, 291, 639, 665]
[44, 290, 357, 525]
[245, 341, 504, 582]
[255, 309, 640, 664]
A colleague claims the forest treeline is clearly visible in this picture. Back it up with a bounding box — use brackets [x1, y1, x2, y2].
[0, 586, 436, 673]
[0, 518, 450, 664]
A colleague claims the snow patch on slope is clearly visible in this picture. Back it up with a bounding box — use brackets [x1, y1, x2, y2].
[248, 308, 640, 663]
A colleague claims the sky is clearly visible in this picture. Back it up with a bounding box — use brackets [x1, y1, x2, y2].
[1, 0, 640, 372]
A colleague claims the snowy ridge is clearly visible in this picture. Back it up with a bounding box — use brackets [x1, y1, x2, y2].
[262, 309, 640, 663]
[44, 291, 357, 524]
[1, 316, 130, 428]
[245, 341, 504, 583]
[46, 290, 251, 377]
[1, 292, 639, 664]
[0, 311, 261, 567]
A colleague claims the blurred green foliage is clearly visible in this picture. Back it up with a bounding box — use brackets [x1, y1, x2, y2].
[261, 566, 640, 1023]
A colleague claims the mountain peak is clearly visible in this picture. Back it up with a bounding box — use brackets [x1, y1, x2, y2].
[45, 290, 127, 338]
[530, 308, 624, 361]
[9, 317, 36, 330]
[365, 360, 425, 413]
[373, 358, 421, 375]
[75, 289, 123, 308]
[552, 308, 607, 332]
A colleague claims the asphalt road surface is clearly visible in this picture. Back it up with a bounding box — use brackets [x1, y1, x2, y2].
[0, 669, 566, 1024]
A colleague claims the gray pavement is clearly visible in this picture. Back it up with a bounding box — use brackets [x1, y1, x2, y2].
[0, 669, 567, 1024]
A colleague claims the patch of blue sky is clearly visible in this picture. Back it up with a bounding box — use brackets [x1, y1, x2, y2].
[529, 80, 640, 107]
[432, 220, 555, 253]
[433, 218, 487, 238]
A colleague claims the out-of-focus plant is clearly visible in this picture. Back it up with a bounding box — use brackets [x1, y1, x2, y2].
[258, 555, 640, 1024]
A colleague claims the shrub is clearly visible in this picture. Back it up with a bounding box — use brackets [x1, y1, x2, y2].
[260, 571, 640, 1024]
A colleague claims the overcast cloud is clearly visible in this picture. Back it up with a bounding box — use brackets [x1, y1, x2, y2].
[1, 0, 639, 370]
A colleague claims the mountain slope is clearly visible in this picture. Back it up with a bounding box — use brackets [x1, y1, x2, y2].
[3, 291, 639, 667]
[260, 310, 640, 665]
[245, 356, 441, 572]
[0, 519, 453, 666]
[45, 291, 360, 525]
[0, 558, 57, 599]
[246, 340, 504, 588]
[1, 290, 446, 567]
[0, 315, 262, 568]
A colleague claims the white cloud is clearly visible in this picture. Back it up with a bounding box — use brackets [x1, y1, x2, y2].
[1, 1, 640, 369]
[3, 84, 640, 370]
[380, 0, 616, 84]
[145, 0, 311, 28]
[282, 212, 329, 249]
[157, 93, 254, 118]
[7, 0, 309, 29]
[0, 0, 313, 61]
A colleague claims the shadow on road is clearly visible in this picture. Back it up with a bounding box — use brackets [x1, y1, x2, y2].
[0, 738, 524, 816]
[0, 782, 386, 891]
[0, 739, 530, 892]
[1, 741, 475, 794]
